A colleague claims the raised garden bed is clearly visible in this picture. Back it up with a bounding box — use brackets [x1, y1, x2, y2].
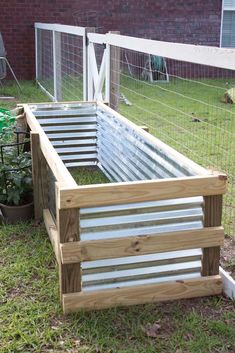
[23, 101, 227, 314]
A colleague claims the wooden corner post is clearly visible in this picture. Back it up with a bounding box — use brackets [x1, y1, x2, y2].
[30, 132, 49, 222]
[201, 195, 223, 276]
[56, 184, 81, 305]
[109, 31, 120, 111]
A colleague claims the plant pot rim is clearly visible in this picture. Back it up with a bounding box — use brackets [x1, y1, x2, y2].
[0, 201, 34, 209]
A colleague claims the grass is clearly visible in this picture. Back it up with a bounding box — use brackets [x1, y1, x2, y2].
[0, 223, 235, 353]
[69, 167, 110, 185]
[118, 75, 235, 237]
[0, 81, 235, 352]
[0, 81, 47, 109]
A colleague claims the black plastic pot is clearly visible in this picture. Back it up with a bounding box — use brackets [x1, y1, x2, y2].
[0, 201, 34, 224]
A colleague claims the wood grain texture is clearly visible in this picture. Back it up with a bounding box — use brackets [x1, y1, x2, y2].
[202, 195, 223, 276]
[57, 208, 81, 294]
[63, 275, 222, 313]
[60, 227, 224, 263]
[43, 209, 60, 263]
[59, 175, 227, 209]
[30, 132, 48, 221]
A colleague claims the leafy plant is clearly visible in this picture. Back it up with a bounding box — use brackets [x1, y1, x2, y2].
[0, 125, 15, 145]
[0, 126, 32, 206]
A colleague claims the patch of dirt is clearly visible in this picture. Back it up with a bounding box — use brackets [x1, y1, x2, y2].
[142, 317, 175, 339]
[153, 296, 235, 322]
[220, 236, 235, 279]
[6, 284, 26, 299]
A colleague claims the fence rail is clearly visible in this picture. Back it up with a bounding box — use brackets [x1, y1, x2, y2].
[35, 23, 235, 238]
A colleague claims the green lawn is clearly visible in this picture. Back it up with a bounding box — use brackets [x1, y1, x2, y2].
[70, 167, 109, 185]
[0, 81, 235, 353]
[119, 75, 235, 237]
[0, 81, 47, 109]
[0, 223, 234, 353]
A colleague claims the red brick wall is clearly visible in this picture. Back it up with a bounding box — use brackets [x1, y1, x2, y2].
[0, 0, 222, 79]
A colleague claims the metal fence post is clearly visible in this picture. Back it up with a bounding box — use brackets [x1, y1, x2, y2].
[86, 28, 95, 101]
[109, 31, 120, 110]
[53, 30, 62, 101]
[35, 27, 38, 81]
[105, 36, 110, 104]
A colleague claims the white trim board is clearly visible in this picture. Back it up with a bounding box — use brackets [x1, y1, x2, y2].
[34, 23, 85, 36]
[220, 266, 235, 300]
[106, 33, 235, 71]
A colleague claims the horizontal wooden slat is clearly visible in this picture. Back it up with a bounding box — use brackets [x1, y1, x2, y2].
[60, 226, 224, 263]
[59, 174, 227, 209]
[43, 209, 60, 264]
[62, 275, 222, 313]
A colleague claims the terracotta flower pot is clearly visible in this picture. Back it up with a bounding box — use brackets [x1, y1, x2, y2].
[0, 201, 34, 224]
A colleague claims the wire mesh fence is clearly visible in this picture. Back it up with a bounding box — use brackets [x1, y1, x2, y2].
[112, 48, 235, 237]
[59, 32, 84, 101]
[35, 24, 235, 238]
[36, 28, 54, 98]
[35, 24, 86, 102]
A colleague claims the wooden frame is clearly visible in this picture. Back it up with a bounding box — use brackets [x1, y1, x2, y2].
[23, 101, 227, 314]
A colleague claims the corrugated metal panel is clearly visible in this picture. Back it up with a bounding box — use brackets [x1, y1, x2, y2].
[31, 103, 98, 169]
[29, 102, 205, 292]
[80, 194, 204, 290]
[97, 110, 196, 180]
[81, 108, 204, 291]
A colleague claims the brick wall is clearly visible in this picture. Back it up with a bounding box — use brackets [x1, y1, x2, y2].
[0, 0, 222, 79]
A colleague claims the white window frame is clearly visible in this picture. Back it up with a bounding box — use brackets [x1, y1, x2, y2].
[220, 0, 235, 47]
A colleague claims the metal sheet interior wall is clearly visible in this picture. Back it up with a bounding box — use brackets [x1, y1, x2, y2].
[29, 102, 205, 292]
[81, 106, 204, 292]
[30, 103, 97, 168]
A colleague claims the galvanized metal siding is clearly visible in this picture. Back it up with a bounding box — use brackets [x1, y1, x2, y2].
[96, 109, 197, 182]
[29, 102, 205, 292]
[31, 103, 97, 167]
[80, 107, 204, 291]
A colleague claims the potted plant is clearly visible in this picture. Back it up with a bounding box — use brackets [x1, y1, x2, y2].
[0, 122, 33, 224]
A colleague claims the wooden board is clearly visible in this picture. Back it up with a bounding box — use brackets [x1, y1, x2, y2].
[59, 174, 227, 209]
[31, 132, 47, 221]
[43, 209, 60, 264]
[202, 195, 223, 276]
[57, 208, 81, 295]
[62, 275, 222, 313]
[60, 226, 224, 263]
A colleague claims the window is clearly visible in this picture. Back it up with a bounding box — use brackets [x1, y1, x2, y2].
[221, 0, 235, 47]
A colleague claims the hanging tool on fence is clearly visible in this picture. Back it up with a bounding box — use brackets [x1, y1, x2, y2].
[142, 55, 169, 83]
